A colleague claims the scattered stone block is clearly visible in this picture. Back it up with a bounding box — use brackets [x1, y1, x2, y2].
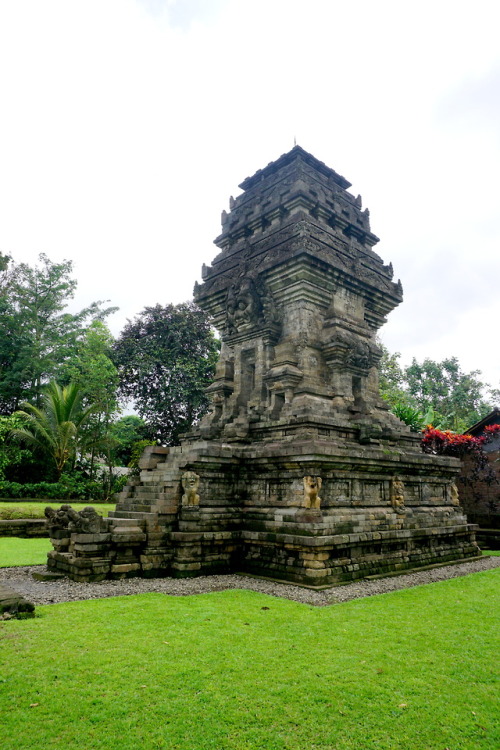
[0, 583, 35, 618]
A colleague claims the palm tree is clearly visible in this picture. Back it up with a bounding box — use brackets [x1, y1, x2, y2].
[11, 381, 95, 480]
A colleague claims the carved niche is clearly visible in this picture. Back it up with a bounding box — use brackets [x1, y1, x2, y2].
[322, 329, 380, 376]
[226, 277, 261, 333]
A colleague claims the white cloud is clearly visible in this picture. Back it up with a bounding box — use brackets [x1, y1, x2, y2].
[0, 0, 498, 386]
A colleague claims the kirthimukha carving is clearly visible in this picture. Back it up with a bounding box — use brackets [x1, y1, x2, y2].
[225, 276, 280, 333]
[226, 277, 261, 332]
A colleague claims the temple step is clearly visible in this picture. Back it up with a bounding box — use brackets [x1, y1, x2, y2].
[108, 511, 157, 520]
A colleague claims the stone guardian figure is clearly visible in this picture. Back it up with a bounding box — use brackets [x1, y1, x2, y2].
[303, 476, 322, 509]
[181, 471, 200, 506]
[390, 477, 406, 515]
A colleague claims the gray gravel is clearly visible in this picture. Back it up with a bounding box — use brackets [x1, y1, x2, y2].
[1, 556, 499, 607]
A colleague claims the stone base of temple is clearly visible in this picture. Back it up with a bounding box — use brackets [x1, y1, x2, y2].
[45, 440, 480, 585]
[239, 526, 479, 585]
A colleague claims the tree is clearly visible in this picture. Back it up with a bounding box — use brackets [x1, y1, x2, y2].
[113, 302, 219, 445]
[405, 357, 492, 432]
[0, 253, 29, 413]
[0, 253, 117, 412]
[378, 344, 407, 409]
[60, 321, 120, 477]
[0, 413, 45, 482]
[11, 381, 95, 480]
[378, 345, 496, 432]
[109, 415, 151, 466]
[0, 252, 14, 291]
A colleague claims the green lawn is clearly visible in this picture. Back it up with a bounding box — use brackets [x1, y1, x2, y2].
[0, 501, 115, 520]
[0, 537, 53, 566]
[1, 570, 498, 750]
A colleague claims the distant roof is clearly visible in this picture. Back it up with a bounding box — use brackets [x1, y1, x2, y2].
[239, 145, 352, 192]
[464, 408, 500, 435]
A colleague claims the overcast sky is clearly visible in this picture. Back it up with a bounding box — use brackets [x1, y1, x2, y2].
[1, 0, 499, 392]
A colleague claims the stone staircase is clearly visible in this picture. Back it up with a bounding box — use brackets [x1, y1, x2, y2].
[110, 445, 185, 520]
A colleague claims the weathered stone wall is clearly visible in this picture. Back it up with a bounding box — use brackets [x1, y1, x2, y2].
[0, 519, 48, 538]
[45, 439, 479, 583]
[459, 451, 500, 529]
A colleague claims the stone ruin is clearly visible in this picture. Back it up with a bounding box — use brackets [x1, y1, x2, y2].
[46, 146, 480, 584]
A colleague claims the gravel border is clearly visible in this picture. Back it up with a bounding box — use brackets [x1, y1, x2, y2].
[1, 556, 499, 607]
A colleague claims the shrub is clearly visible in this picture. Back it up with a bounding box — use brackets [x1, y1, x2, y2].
[391, 402, 425, 431]
[0, 414, 52, 483]
[421, 424, 500, 483]
[0, 472, 128, 501]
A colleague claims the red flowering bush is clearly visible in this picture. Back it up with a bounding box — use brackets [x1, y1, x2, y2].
[484, 424, 500, 437]
[421, 427, 485, 456]
[421, 424, 500, 483]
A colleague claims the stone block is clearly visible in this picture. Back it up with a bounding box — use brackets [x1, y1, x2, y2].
[49, 528, 71, 540]
[0, 583, 35, 617]
[303, 567, 329, 578]
[303, 560, 326, 569]
[72, 533, 111, 544]
[111, 532, 146, 544]
[32, 571, 66, 581]
[51, 538, 70, 550]
[72, 543, 113, 555]
[171, 562, 202, 572]
[111, 563, 141, 574]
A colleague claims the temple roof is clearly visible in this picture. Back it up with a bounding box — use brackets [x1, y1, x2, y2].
[239, 145, 352, 192]
[464, 408, 500, 436]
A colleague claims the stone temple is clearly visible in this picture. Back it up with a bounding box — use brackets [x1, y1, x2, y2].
[46, 146, 480, 584]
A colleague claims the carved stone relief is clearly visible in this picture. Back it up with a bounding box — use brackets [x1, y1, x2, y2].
[181, 471, 200, 506]
[303, 476, 322, 509]
[225, 276, 281, 334]
[390, 477, 406, 515]
[45, 504, 104, 534]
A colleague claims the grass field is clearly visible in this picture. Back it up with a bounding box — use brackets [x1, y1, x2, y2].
[0, 501, 116, 520]
[0, 537, 53, 566]
[1, 569, 498, 750]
